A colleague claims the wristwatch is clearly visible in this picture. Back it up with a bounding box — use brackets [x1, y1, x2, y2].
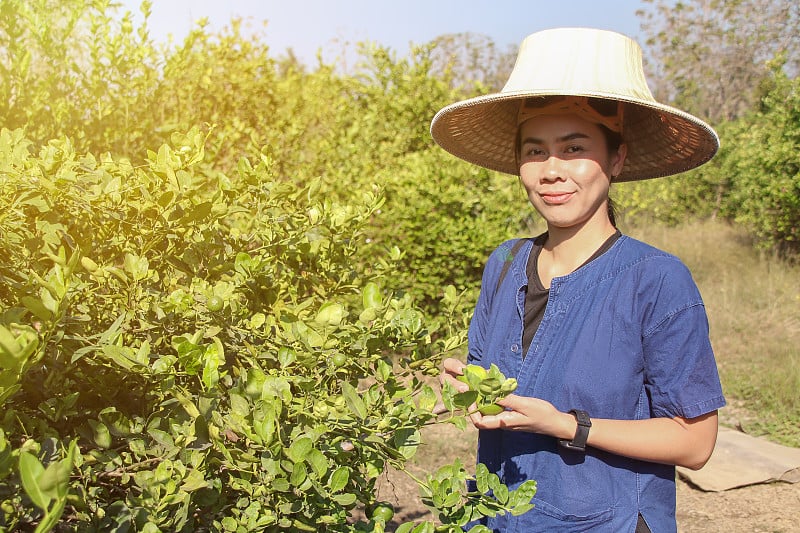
[558, 409, 591, 452]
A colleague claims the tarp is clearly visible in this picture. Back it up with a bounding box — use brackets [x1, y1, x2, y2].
[677, 426, 800, 492]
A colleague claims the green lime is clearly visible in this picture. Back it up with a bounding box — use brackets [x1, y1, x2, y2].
[464, 364, 488, 381]
[207, 295, 224, 311]
[478, 403, 504, 416]
[331, 353, 347, 368]
[368, 502, 394, 523]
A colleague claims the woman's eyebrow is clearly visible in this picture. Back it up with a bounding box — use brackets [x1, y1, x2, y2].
[520, 132, 591, 145]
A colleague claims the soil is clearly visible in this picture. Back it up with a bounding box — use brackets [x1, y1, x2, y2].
[371, 422, 800, 532]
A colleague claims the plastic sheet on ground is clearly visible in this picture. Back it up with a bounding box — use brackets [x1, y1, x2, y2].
[677, 426, 800, 492]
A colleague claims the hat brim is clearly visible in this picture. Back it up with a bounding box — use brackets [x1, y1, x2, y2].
[430, 90, 720, 182]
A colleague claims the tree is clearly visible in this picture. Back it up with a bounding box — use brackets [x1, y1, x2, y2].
[724, 68, 800, 255]
[637, 0, 799, 123]
[427, 32, 517, 92]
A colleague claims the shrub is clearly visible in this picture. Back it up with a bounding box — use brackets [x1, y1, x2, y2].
[0, 128, 535, 531]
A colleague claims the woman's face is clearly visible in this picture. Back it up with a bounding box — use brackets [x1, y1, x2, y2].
[518, 113, 626, 231]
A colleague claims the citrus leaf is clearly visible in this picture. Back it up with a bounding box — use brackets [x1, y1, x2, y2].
[341, 382, 366, 420]
[19, 451, 49, 510]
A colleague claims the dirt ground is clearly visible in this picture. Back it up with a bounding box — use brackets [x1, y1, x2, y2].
[372, 422, 800, 532]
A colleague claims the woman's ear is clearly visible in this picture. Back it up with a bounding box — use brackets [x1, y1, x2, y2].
[611, 143, 628, 178]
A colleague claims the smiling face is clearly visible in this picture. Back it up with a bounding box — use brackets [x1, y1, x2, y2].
[518, 113, 627, 233]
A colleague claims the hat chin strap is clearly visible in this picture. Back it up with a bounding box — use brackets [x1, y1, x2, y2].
[517, 96, 624, 134]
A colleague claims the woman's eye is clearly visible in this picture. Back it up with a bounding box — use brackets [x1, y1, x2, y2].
[565, 145, 585, 154]
[523, 147, 545, 157]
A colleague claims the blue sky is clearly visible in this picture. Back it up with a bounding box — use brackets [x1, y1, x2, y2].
[120, 1, 646, 65]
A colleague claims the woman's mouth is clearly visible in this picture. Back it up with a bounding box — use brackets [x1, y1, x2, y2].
[541, 192, 575, 204]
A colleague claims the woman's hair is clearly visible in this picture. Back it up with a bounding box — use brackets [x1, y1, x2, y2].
[598, 124, 623, 227]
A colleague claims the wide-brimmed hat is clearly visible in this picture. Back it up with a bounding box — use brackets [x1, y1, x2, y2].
[430, 27, 719, 181]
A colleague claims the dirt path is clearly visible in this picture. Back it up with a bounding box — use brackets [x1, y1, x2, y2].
[676, 476, 800, 532]
[373, 423, 800, 532]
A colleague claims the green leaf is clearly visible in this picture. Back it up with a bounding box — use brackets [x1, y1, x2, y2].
[306, 448, 328, 478]
[0, 325, 33, 367]
[147, 428, 175, 449]
[271, 477, 290, 492]
[36, 441, 76, 501]
[20, 296, 52, 321]
[331, 492, 357, 506]
[510, 503, 535, 517]
[341, 382, 366, 420]
[328, 466, 350, 492]
[180, 469, 207, 492]
[34, 495, 68, 533]
[453, 390, 478, 409]
[493, 483, 508, 505]
[89, 420, 112, 449]
[19, 451, 49, 510]
[417, 384, 437, 412]
[101, 345, 138, 370]
[287, 436, 313, 463]
[395, 523, 414, 533]
[475, 463, 490, 494]
[229, 393, 250, 416]
[393, 428, 421, 460]
[361, 282, 382, 309]
[510, 479, 537, 508]
[290, 462, 307, 487]
[123, 253, 149, 281]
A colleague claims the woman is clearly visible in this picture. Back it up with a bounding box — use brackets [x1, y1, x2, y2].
[432, 28, 726, 532]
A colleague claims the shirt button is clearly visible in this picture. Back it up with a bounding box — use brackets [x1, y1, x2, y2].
[511, 344, 520, 352]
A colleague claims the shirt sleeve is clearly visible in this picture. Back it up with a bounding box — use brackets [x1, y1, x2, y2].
[641, 262, 726, 419]
[467, 239, 519, 365]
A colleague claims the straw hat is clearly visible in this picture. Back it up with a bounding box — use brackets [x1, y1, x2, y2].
[430, 27, 719, 181]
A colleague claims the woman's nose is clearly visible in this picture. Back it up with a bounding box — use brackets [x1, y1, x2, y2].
[542, 155, 564, 181]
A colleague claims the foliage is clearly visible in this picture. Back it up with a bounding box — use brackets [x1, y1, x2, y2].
[2, 0, 800, 527]
[0, 0, 163, 154]
[722, 68, 800, 254]
[369, 149, 526, 312]
[0, 128, 537, 531]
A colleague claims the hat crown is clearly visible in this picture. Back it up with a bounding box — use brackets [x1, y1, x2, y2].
[502, 28, 655, 103]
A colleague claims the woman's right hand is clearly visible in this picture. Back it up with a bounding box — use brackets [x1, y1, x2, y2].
[440, 357, 470, 393]
[433, 357, 471, 415]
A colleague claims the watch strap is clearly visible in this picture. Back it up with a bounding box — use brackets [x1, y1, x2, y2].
[558, 409, 591, 452]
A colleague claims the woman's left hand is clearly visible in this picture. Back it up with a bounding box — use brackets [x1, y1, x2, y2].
[469, 394, 574, 439]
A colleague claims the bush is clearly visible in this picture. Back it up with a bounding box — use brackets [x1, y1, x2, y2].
[724, 69, 800, 255]
[0, 128, 535, 531]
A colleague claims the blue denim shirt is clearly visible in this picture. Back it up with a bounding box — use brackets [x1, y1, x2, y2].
[467, 235, 726, 532]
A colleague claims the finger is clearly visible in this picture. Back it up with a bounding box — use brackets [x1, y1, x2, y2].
[495, 393, 519, 408]
[442, 357, 466, 374]
[474, 410, 519, 430]
[442, 374, 470, 392]
[468, 408, 483, 426]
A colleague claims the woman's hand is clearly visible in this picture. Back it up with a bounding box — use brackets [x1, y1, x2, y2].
[469, 393, 576, 440]
[440, 357, 470, 393]
[433, 357, 471, 415]
[469, 390, 720, 470]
